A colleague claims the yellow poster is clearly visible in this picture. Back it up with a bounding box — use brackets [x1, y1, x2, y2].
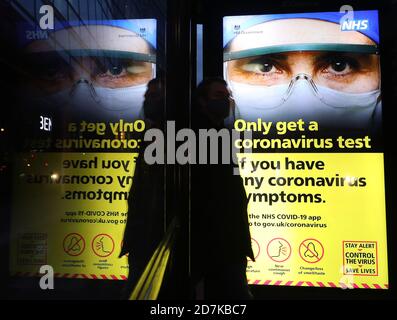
[224, 8, 387, 290]
[10, 16, 158, 282]
[10, 152, 137, 280]
[239, 153, 388, 289]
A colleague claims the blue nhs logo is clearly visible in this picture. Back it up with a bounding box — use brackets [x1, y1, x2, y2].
[341, 19, 369, 31]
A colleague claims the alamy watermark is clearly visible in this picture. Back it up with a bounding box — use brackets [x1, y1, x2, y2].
[39, 265, 54, 290]
[141, 121, 253, 175]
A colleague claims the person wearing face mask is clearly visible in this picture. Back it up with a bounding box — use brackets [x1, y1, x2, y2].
[20, 19, 157, 122]
[223, 10, 382, 134]
[193, 78, 232, 128]
[119, 78, 166, 299]
[191, 78, 255, 300]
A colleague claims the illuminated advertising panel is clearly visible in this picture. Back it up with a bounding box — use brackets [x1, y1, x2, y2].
[10, 19, 157, 280]
[224, 10, 388, 289]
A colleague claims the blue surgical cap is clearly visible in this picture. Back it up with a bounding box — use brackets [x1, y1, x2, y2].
[223, 10, 379, 48]
[19, 19, 157, 49]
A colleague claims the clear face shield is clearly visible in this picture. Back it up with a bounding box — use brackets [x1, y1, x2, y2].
[223, 43, 381, 129]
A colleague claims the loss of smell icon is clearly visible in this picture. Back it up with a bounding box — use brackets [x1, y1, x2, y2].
[304, 241, 319, 258]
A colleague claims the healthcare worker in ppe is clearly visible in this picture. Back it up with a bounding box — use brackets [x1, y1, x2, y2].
[223, 11, 381, 131]
[21, 19, 156, 121]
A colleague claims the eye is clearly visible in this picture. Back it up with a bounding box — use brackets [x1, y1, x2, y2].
[97, 59, 149, 78]
[261, 62, 274, 73]
[321, 55, 359, 76]
[32, 59, 70, 81]
[94, 59, 153, 88]
[330, 60, 348, 73]
[326, 59, 352, 75]
[241, 59, 280, 75]
[40, 67, 69, 80]
[102, 60, 127, 77]
[108, 64, 124, 76]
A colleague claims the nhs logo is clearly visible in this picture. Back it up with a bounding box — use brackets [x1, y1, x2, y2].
[341, 19, 369, 31]
[26, 29, 49, 40]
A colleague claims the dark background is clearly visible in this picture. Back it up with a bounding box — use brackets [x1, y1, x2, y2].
[0, 0, 396, 301]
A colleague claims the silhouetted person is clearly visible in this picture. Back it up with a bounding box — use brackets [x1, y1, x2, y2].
[191, 78, 254, 299]
[119, 78, 165, 299]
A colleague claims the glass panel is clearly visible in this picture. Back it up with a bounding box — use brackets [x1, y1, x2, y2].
[196, 24, 203, 85]
[0, 0, 167, 299]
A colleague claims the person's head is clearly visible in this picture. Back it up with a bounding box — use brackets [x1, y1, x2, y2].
[225, 18, 379, 93]
[195, 77, 233, 124]
[223, 11, 381, 129]
[21, 21, 157, 120]
[143, 78, 164, 125]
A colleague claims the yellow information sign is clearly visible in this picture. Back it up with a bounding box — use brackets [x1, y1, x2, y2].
[240, 153, 388, 289]
[10, 152, 136, 280]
